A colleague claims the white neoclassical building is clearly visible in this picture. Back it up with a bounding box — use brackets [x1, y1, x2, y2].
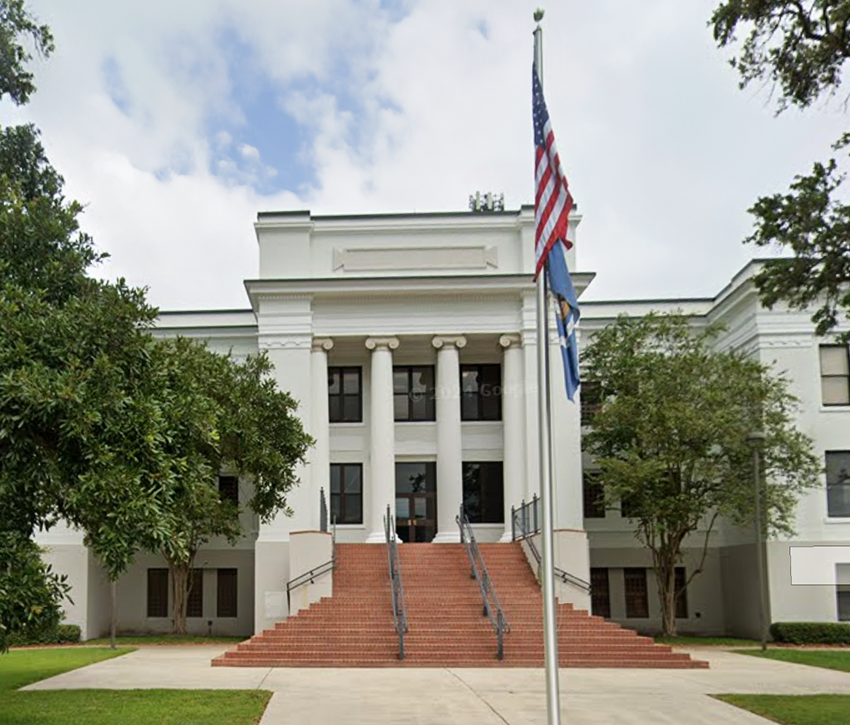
[37, 206, 850, 640]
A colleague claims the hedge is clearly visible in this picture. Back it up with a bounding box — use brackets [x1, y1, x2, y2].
[769, 622, 850, 645]
[7, 624, 81, 647]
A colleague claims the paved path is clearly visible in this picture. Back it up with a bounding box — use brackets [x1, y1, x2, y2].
[22, 646, 850, 724]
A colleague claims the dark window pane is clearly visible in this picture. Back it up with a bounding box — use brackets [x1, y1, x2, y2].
[410, 393, 429, 421]
[461, 365, 501, 421]
[826, 451, 850, 518]
[394, 393, 409, 421]
[343, 395, 360, 422]
[329, 396, 341, 422]
[581, 381, 602, 426]
[328, 369, 340, 395]
[839, 587, 850, 621]
[583, 472, 605, 519]
[343, 369, 360, 394]
[624, 568, 649, 618]
[218, 475, 239, 505]
[462, 462, 503, 523]
[393, 370, 408, 394]
[675, 567, 688, 619]
[330, 464, 363, 524]
[217, 569, 238, 617]
[147, 568, 168, 618]
[590, 568, 611, 618]
[187, 568, 204, 618]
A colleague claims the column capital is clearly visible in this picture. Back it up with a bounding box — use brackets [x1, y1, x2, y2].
[432, 335, 467, 350]
[499, 334, 523, 350]
[311, 337, 334, 352]
[365, 336, 399, 352]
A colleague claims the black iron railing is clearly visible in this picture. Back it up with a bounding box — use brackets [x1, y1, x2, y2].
[384, 505, 408, 659]
[456, 505, 509, 660]
[511, 496, 591, 594]
[285, 488, 336, 612]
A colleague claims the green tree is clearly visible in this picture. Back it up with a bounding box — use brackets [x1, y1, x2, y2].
[0, 0, 53, 106]
[711, 1, 850, 342]
[582, 313, 820, 636]
[145, 339, 312, 635]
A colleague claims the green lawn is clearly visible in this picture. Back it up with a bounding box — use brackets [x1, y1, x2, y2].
[84, 635, 245, 646]
[736, 649, 850, 674]
[716, 694, 850, 725]
[655, 635, 760, 647]
[0, 648, 271, 725]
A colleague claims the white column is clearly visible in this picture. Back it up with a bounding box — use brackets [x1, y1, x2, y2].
[432, 335, 466, 544]
[365, 336, 399, 543]
[499, 334, 525, 542]
[310, 338, 333, 521]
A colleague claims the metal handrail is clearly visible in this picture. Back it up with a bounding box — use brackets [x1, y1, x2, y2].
[285, 489, 337, 612]
[456, 505, 510, 660]
[384, 505, 408, 659]
[511, 497, 591, 593]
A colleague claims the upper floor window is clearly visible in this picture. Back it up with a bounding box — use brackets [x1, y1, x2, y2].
[329, 367, 362, 423]
[460, 364, 501, 421]
[393, 366, 436, 421]
[826, 451, 850, 518]
[820, 346, 850, 406]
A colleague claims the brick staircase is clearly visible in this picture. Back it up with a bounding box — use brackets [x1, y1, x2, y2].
[212, 542, 707, 668]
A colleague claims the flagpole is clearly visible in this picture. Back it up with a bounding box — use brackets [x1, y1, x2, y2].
[533, 13, 562, 725]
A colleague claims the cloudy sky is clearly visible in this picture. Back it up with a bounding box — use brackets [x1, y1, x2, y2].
[1, 0, 845, 310]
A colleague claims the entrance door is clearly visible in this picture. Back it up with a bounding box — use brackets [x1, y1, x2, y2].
[395, 462, 437, 543]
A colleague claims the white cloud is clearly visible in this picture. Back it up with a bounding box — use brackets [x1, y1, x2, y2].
[0, 0, 842, 309]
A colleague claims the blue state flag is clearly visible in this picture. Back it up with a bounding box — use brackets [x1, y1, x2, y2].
[546, 239, 580, 401]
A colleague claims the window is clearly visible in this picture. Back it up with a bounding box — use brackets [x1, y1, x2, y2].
[583, 472, 605, 519]
[330, 463, 363, 524]
[217, 569, 238, 617]
[624, 568, 649, 618]
[620, 493, 638, 520]
[187, 568, 204, 618]
[218, 475, 239, 505]
[675, 567, 688, 619]
[820, 346, 850, 406]
[581, 380, 602, 426]
[838, 586, 850, 622]
[826, 451, 850, 518]
[393, 366, 436, 421]
[590, 568, 611, 618]
[329, 367, 362, 423]
[147, 568, 168, 618]
[460, 364, 501, 421]
[462, 462, 504, 523]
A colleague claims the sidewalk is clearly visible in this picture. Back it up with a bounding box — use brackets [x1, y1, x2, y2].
[22, 645, 850, 724]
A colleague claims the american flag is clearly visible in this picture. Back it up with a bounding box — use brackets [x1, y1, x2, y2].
[533, 64, 573, 280]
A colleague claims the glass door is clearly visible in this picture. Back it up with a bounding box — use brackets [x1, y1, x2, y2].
[395, 462, 437, 543]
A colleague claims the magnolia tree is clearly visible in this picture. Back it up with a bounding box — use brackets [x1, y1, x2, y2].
[147, 338, 312, 635]
[582, 313, 820, 636]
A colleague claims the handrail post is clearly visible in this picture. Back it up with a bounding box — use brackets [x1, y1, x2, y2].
[533, 494, 539, 534]
[511, 505, 516, 542]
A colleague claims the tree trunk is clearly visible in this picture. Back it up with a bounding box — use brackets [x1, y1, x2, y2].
[169, 561, 192, 636]
[653, 550, 678, 637]
[110, 580, 117, 650]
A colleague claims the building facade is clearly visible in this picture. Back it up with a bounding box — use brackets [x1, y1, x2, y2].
[37, 207, 850, 639]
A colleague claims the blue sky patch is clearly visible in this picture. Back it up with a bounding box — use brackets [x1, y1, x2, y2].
[101, 56, 132, 115]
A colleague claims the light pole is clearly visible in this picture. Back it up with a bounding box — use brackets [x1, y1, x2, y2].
[747, 430, 769, 651]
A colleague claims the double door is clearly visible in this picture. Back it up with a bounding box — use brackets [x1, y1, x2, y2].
[395, 462, 436, 543]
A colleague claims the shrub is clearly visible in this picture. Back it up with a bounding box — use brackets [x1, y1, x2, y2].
[7, 623, 81, 647]
[770, 622, 850, 645]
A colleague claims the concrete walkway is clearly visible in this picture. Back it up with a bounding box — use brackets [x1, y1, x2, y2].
[21, 645, 850, 724]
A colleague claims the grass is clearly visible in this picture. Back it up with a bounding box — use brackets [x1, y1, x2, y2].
[716, 694, 850, 725]
[655, 635, 760, 647]
[84, 635, 245, 646]
[0, 648, 271, 725]
[736, 649, 850, 674]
